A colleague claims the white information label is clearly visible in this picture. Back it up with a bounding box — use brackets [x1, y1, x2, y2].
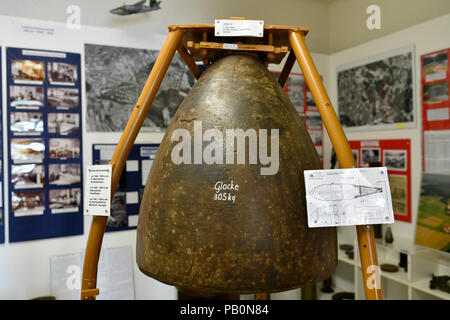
[223, 43, 238, 50]
[304, 167, 395, 227]
[215, 19, 264, 37]
[425, 72, 446, 83]
[84, 165, 112, 216]
[427, 107, 450, 121]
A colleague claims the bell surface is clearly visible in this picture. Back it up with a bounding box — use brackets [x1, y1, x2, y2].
[136, 54, 337, 294]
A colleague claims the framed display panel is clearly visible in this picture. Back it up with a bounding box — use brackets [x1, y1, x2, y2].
[416, 48, 450, 253]
[349, 139, 411, 223]
[6, 47, 83, 242]
[84, 43, 195, 133]
[271, 71, 324, 164]
[415, 173, 450, 253]
[92, 143, 159, 232]
[337, 45, 416, 132]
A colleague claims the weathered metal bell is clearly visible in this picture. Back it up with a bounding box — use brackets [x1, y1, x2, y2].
[136, 54, 337, 294]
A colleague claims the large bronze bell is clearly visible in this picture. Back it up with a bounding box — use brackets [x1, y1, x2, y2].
[136, 54, 337, 294]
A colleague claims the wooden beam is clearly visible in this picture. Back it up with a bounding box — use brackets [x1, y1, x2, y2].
[177, 43, 203, 80]
[278, 50, 296, 88]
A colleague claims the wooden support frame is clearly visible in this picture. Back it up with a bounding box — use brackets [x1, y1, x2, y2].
[81, 23, 382, 301]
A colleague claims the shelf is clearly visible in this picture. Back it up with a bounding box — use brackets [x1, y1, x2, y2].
[411, 279, 450, 300]
[336, 230, 449, 300]
[380, 269, 409, 286]
[375, 237, 417, 254]
[414, 248, 450, 266]
[337, 250, 356, 265]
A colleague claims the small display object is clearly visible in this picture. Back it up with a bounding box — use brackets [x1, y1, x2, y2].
[321, 277, 334, 294]
[384, 226, 394, 244]
[349, 139, 412, 223]
[6, 47, 83, 242]
[92, 143, 159, 232]
[429, 274, 450, 294]
[380, 263, 398, 273]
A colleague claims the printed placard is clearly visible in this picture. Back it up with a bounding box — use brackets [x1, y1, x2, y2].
[84, 165, 111, 216]
[304, 167, 395, 228]
[215, 19, 264, 37]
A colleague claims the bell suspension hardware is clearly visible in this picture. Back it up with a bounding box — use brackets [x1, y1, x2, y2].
[80, 20, 382, 301]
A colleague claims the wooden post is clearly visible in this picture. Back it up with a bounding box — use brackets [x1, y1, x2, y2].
[80, 29, 184, 300]
[288, 31, 382, 300]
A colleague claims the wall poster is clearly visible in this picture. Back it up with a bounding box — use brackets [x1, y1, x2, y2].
[420, 48, 450, 174]
[271, 71, 324, 165]
[84, 43, 195, 132]
[6, 47, 83, 242]
[349, 139, 411, 223]
[92, 143, 159, 232]
[415, 48, 450, 253]
[337, 45, 415, 131]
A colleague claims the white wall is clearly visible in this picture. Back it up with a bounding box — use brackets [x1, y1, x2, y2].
[0, 15, 328, 300]
[327, 13, 450, 245]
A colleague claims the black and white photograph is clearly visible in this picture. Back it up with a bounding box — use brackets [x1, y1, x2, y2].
[47, 87, 79, 109]
[288, 90, 305, 106]
[361, 148, 381, 166]
[11, 164, 45, 189]
[48, 113, 80, 135]
[306, 91, 316, 106]
[11, 60, 45, 83]
[423, 81, 449, 104]
[9, 85, 44, 109]
[47, 62, 78, 85]
[337, 46, 415, 130]
[49, 164, 81, 185]
[49, 188, 81, 213]
[84, 43, 196, 132]
[107, 192, 127, 228]
[287, 74, 304, 91]
[10, 112, 43, 135]
[11, 138, 45, 163]
[305, 111, 322, 130]
[11, 190, 45, 217]
[383, 149, 407, 171]
[423, 51, 448, 82]
[49, 138, 80, 159]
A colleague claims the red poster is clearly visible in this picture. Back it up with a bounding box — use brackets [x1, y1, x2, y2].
[421, 48, 450, 173]
[349, 139, 411, 223]
[421, 48, 450, 131]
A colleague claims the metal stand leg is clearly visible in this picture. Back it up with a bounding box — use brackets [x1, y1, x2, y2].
[288, 31, 382, 300]
[80, 29, 184, 300]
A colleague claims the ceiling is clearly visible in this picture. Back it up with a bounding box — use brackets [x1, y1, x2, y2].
[0, 0, 448, 54]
